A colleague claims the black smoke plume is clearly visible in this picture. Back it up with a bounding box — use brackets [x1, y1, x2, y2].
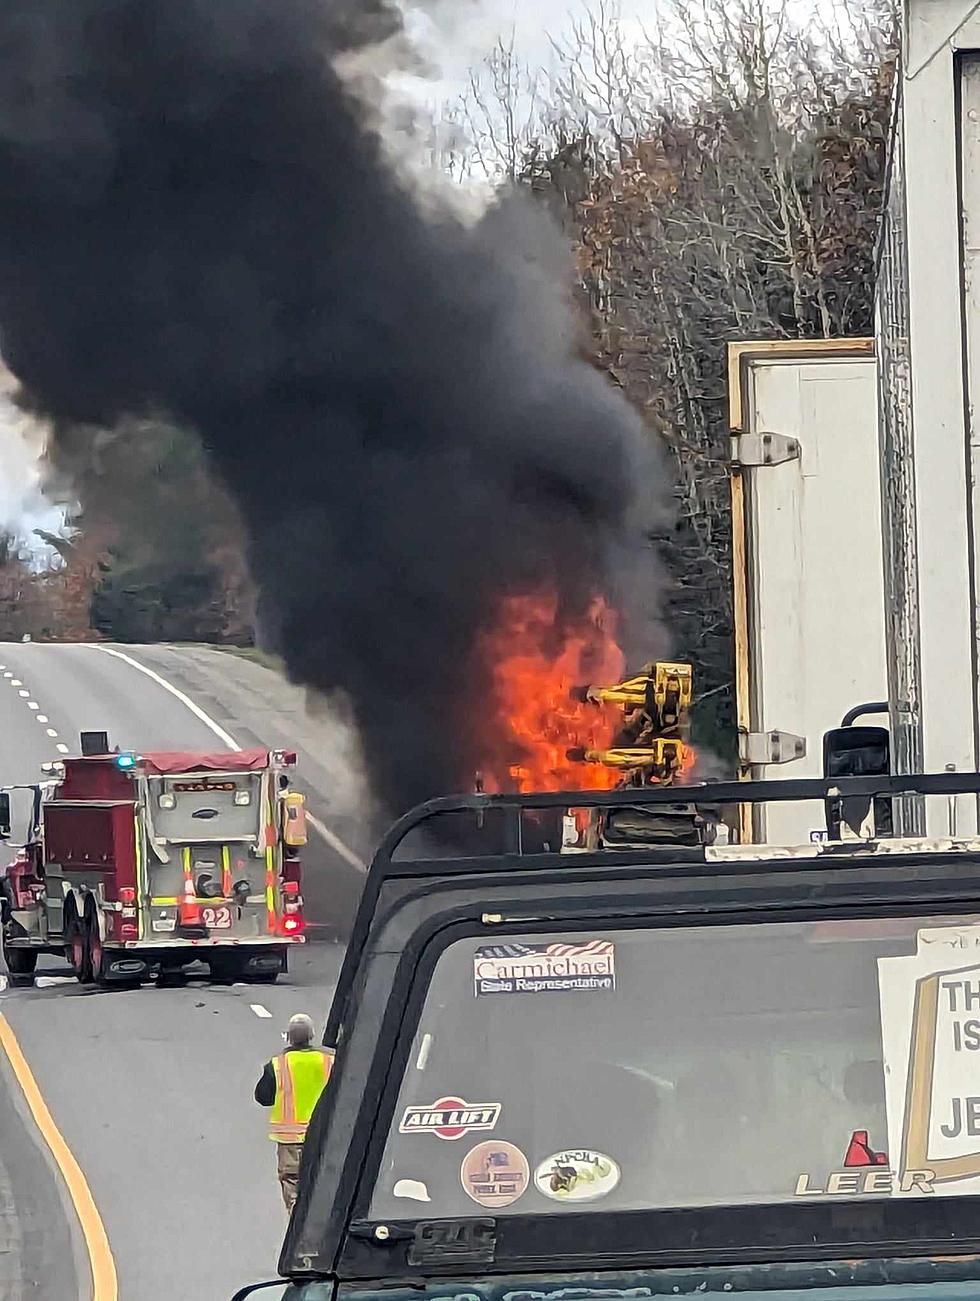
[0, 0, 664, 816]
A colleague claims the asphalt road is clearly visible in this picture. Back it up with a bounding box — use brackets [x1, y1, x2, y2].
[0, 641, 367, 1300]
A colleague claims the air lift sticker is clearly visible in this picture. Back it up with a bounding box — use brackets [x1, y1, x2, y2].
[473, 940, 615, 996]
[399, 1097, 501, 1139]
[879, 925, 980, 1194]
[534, 1149, 620, 1203]
[460, 1141, 529, 1208]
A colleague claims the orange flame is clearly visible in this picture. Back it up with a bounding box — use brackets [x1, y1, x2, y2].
[478, 590, 626, 793]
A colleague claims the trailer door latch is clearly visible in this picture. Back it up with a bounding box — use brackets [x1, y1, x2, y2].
[731, 432, 801, 467]
[739, 730, 807, 765]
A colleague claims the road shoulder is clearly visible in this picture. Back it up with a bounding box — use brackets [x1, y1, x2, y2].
[0, 1023, 91, 1299]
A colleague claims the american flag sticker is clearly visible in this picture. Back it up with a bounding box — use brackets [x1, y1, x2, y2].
[473, 939, 615, 996]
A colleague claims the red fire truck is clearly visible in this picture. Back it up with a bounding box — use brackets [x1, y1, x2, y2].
[0, 734, 308, 987]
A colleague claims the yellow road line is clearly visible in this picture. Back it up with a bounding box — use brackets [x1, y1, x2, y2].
[0, 1013, 118, 1300]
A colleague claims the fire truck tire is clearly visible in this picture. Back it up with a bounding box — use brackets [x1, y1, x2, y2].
[65, 918, 91, 984]
[2, 940, 37, 984]
[88, 925, 110, 987]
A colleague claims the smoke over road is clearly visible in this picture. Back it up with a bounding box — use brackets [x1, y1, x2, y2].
[0, 0, 664, 816]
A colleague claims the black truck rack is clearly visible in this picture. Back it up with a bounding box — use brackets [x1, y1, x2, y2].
[324, 770, 980, 1048]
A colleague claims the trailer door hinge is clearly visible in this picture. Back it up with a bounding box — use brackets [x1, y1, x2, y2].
[731, 432, 801, 467]
[739, 730, 807, 765]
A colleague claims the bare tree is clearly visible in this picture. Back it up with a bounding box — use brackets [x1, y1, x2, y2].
[450, 0, 896, 753]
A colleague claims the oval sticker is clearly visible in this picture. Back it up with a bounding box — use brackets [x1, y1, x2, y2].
[460, 1140, 529, 1209]
[534, 1149, 620, 1203]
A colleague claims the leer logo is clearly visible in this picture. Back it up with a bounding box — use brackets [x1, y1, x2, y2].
[399, 1097, 501, 1140]
[794, 1130, 935, 1197]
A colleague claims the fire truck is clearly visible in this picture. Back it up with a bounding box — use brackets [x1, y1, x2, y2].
[0, 733, 308, 987]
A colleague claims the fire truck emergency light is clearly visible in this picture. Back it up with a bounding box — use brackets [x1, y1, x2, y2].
[115, 752, 137, 770]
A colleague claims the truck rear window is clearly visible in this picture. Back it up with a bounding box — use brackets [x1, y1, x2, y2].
[369, 913, 980, 1218]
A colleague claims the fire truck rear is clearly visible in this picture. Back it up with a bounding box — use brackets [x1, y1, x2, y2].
[0, 734, 308, 987]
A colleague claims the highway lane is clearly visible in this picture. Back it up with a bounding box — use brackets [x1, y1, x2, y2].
[0, 640, 364, 1299]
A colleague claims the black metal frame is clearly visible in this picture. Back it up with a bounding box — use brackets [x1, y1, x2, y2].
[277, 773, 980, 1289]
[325, 772, 980, 1046]
[374, 771, 980, 864]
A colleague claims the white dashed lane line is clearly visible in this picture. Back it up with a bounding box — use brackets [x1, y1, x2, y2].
[2, 670, 64, 758]
[250, 1004, 273, 1019]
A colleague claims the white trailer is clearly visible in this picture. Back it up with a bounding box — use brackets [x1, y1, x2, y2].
[729, 340, 886, 845]
[876, 0, 980, 835]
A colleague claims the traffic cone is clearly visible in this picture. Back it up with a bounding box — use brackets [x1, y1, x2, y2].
[179, 876, 201, 925]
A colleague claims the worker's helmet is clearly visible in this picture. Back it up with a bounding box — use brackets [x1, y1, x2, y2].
[286, 1012, 316, 1047]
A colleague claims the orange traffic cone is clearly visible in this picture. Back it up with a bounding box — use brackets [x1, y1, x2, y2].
[179, 876, 201, 926]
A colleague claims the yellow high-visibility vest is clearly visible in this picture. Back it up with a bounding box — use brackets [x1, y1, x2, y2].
[269, 1049, 332, 1142]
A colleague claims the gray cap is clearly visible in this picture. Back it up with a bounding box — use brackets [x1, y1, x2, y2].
[286, 1013, 316, 1046]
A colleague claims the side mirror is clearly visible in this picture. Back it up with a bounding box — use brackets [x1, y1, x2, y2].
[0, 792, 10, 839]
[823, 725, 892, 839]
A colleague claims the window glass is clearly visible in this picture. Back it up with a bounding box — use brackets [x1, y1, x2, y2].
[369, 914, 980, 1218]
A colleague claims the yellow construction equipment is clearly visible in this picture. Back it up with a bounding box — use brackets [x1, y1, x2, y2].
[572, 661, 692, 733]
[567, 738, 688, 778]
[568, 661, 694, 786]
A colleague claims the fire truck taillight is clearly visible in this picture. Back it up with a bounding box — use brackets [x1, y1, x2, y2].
[119, 922, 139, 940]
[281, 914, 305, 936]
[118, 887, 136, 904]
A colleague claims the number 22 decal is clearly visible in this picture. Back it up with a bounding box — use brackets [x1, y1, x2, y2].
[202, 905, 232, 929]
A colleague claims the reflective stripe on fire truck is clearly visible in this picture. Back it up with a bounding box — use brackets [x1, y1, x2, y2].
[221, 844, 232, 896]
[265, 846, 275, 933]
[134, 814, 144, 940]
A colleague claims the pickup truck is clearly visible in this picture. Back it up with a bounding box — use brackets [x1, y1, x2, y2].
[231, 764, 980, 1301]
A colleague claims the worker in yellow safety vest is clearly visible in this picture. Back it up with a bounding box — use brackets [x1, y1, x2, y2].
[254, 1012, 334, 1211]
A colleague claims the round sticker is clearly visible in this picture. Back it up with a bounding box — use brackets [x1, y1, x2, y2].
[460, 1140, 529, 1209]
[534, 1149, 620, 1202]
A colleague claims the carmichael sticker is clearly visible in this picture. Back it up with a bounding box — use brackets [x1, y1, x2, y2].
[460, 1140, 529, 1208]
[398, 1097, 501, 1140]
[473, 940, 615, 996]
[534, 1149, 620, 1203]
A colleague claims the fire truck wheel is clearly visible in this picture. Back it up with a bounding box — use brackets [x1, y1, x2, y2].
[2, 940, 37, 985]
[88, 925, 110, 987]
[65, 920, 92, 984]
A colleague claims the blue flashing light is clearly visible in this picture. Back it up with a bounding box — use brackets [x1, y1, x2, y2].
[115, 752, 138, 771]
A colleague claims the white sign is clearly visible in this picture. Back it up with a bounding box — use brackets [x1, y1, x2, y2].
[879, 924, 980, 1194]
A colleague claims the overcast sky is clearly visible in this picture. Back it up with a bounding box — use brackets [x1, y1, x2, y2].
[401, 0, 651, 102]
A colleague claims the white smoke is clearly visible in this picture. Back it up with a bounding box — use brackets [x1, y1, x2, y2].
[0, 366, 65, 552]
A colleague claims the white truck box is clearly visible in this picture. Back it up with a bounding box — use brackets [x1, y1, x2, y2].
[729, 340, 886, 845]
